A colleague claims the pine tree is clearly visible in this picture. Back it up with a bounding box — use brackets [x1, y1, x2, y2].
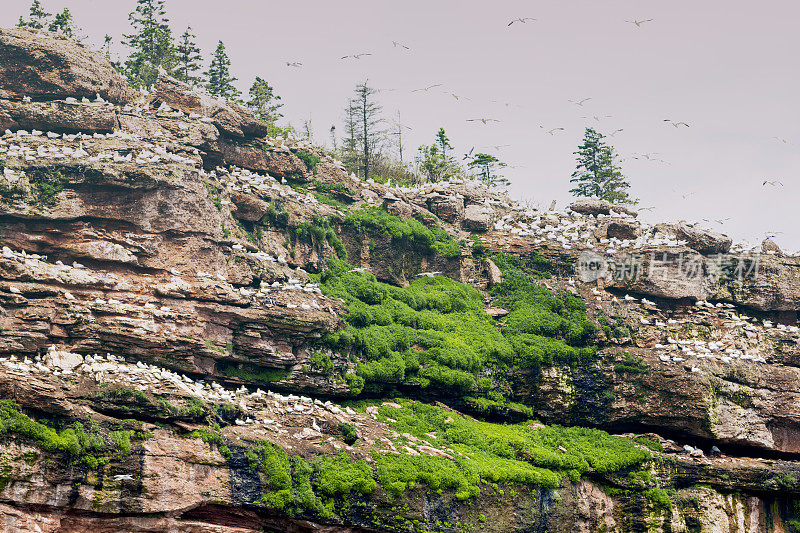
[17, 1, 51, 29]
[569, 127, 634, 204]
[467, 153, 509, 188]
[205, 41, 240, 100]
[174, 26, 203, 87]
[247, 77, 283, 133]
[123, 0, 176, 89]
[48, 8, 75, 37]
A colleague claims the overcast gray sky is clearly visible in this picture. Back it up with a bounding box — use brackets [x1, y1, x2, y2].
[4, 0, 799, 250]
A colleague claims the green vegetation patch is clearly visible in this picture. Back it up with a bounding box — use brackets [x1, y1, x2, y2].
[344, 207, 461, 259]
[317, 258, 513, 395]
[366, 400, 652, 500]
[0, 400, 146, 469]
[293, 150, 321, 173]
[491, 253, 598, 368]
[27, 167, 71, 205]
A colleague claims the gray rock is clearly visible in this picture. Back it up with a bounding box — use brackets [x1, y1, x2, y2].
[0, 28, 135, 104]
[605, 220, 641, 240]
[485, 258, 503, 287]
[0, 98, 118, 133]
[569, 198, 637, 218]
[761, 238, 783, 256]
[154, 73, 267, 139]
[676, 222, 732, 254]
[428, 195, 464, 223]
[462, 204, 494, 232]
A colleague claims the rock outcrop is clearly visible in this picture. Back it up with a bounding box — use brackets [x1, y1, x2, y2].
[1, 28, 800, 533]
[0, 27, 135, 104]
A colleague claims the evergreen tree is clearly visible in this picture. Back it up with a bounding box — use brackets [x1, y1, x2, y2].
[467, 153, 509, 188]
[345, 81, 383, 180]
[123, 0, 176, 88]
[48, 9, 75, 37]
[17, 1, 51, 29]
[341, 99, 361, 175]
[569, 127, 634, 204]
[436, 127, 453, 160]
[101, 34, 114, 58]
[247, 77, 283, 133]
[416, 128, 462, 183]
[205, 41, 240, 100]
[174, 26, 203, 86]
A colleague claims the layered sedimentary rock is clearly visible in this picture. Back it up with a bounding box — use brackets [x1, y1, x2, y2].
[1, 28, 800, 533]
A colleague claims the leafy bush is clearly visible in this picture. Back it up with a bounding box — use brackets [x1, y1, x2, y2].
[339, 422, 358, 445]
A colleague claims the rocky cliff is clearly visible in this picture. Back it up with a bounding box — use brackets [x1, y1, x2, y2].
[0, 27, 799, 533]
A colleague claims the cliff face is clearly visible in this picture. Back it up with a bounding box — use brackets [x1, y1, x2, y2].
[0, 27, 799, 533]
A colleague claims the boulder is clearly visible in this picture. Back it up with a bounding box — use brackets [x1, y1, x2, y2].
[216, 141, 307, 178]
[762, 238, 783, 256]
[428, 195, 464, 223]
[462, 204, 494, 232]
[485, 258, 503, 287]
[0, 98, 118, 133]
[0, 28, 135, 104]
[384, 199, 414, 219]
[569, 198, 637, 218]
[229, 191, 270, 222]
[44, 350, 83, 371]
[73, 241, 139, 264]
[676, 222, 732, 254]
[153, 73, 267, 139]
[605, 219, 641, 240]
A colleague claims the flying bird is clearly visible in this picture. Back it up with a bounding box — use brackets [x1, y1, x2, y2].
[285, 61, 303, 67]
[569, 98, 592, 106]
[626, 19, 654, 27]
[582, 114, 613, 122]
[508, 17, 537, 26]
[462, 147, 475, 160]
[664, 119, 690, 128]
[703, 217, 731, 225]
[412, 84, 443, 92]
[450, 92, 471, 101]
[762, 180, 784, 187]
[543, 127, 565, 135]
[467, 118, 501, 124]
[392, 41, 410, 50]
[341, 53, 372, 60]
[609, 128, 624, 136]
[771, 136, 790, 144]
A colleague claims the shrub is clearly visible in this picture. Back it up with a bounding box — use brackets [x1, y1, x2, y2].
[293, 150, 320, 173]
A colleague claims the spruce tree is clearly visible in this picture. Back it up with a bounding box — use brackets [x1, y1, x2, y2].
[467, 153, 509, 188]
[569, 127, 634, 204]
[205, 41, 240, 100]
[247, 77, 283, 132]
[17, 1, 51, 29]
[175, 26, 203, 87]
[48, 9, 75, 37]
[436, 127, 453, 160]
[347, 81, 383, 179]
[123, 0, 176, 88]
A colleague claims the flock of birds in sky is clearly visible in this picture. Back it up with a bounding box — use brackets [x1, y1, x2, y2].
[275, 12, 790, 234]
